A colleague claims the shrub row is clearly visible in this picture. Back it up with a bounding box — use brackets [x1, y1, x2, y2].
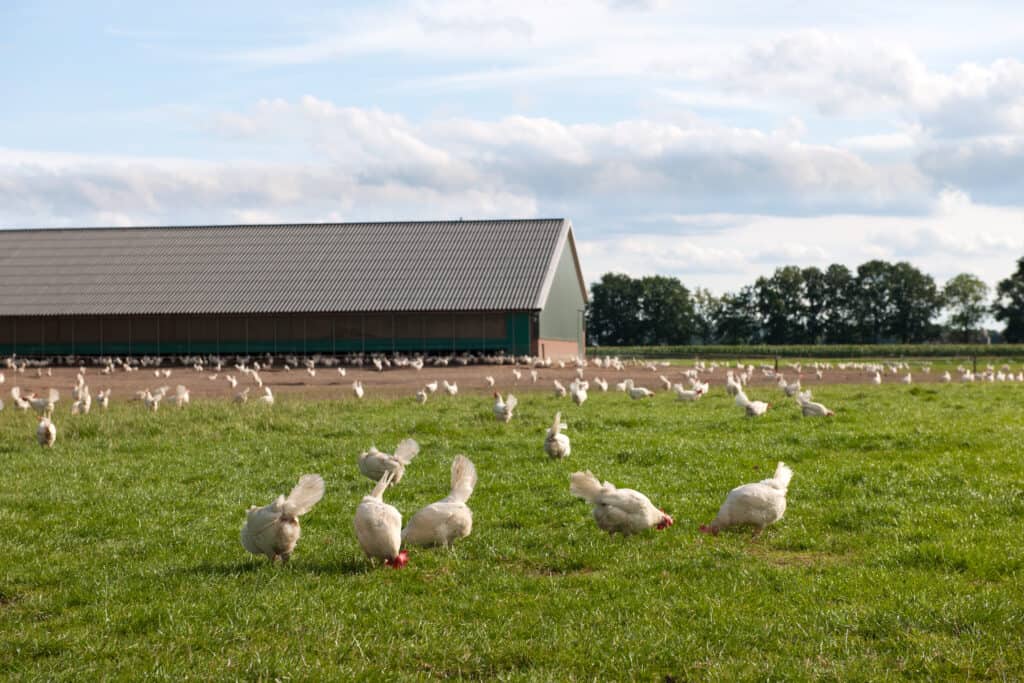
[586, 344, 1024, 359]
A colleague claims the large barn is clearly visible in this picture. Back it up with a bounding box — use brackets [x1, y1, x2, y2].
[0, 219, 587, 360]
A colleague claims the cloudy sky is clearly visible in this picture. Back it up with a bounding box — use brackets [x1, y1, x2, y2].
[3, 1, 1024, 293]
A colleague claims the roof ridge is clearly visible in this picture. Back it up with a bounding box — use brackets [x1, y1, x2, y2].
[0, 218, 566, 234]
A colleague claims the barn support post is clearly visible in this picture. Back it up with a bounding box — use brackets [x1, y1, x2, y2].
[391, 313, 396, 354]
[361, 314, 366, 354]
[128, 318, 132, 356]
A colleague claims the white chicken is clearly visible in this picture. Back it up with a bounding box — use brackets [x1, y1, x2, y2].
[673, 383, 704, 402]
[902, 373, 913, 385]
[735, 388, 769, 417]
[492, 392, 518, 423]
[240, 474, 325, 563]
[783, 377, 802, 397]
[144, 390, 163, 412]
[544, 411, 570, 459]
[10, 386, 31, 411]
[358, 438, 420, 484]
[226, 374, 238, 388]
[401, 456, 477, 548]
[416, 388, 428, 404]
[36, 416, 57, 447]
[484, 375, 495, 388]
[352, 380, 365, 399]
[872, 371, 882, 385]
[24, 388, 60, 417]
[353, 471, 408, 568]
[570, 471, 673, 536]
[512, 369, 521, 384]
[97, 388, 111, 410]
[234, 387, 250, 404]
[658, 375, 672, 391]
[553, 379, 567, 398]
[72, 385, 92, 415]
[337, 367, 347, 377]
[700, 462, 793, 537]
[593, 377, 608, 392]
[570, 379, 588, 406]
[626, 385, 651, 401]
[425, 380, 438, 394]
[173, 385, 190, 408]
[257, 386, 274, 405]
[443, 380, 458, 396]
[795, 390, 834, 417]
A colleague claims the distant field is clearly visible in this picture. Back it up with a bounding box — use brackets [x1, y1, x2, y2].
[2, 383, 1023, 680]
[592, 343, 1024, 360]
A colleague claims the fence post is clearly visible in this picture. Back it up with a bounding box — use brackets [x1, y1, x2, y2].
[774, 355, 779, 372]
[972, 355, 977, 374]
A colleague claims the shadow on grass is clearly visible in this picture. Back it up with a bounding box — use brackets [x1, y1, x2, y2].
[182, 557, 370, 577]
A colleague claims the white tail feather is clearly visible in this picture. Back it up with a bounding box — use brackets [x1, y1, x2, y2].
[569, 471, 604, 503]
[393, 438, 420, 465]
[551, 411, 562, 435]
[771, 462, 793, 490]
[283, 474, 325, 517]
[447, 455, 477, 504]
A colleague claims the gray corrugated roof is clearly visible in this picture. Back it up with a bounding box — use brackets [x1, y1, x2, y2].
[0, 219, 576, 316]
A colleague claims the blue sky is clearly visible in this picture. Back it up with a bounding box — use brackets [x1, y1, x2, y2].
[3, 1, 1024, 294]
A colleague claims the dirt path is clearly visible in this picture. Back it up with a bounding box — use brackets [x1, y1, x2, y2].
[2, 360, 972, 404]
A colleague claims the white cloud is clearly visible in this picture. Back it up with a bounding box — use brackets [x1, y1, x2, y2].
[577, 190, 1024, 292]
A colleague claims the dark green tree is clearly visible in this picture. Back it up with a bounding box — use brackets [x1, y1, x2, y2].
[715, 286, 761, 344]
[586, 273, 642, 345]
[887, 262, 941, 342]
[690, 287, 720, 344]
[993, 257, 1024, 342]
[801, 266, 827, 344]
[637, 275, 694, 345]
[942, 273, 990, 342]
[821, 264, 856, 343]
[755, 266, 805, 344]
[853, 260, 896, 343]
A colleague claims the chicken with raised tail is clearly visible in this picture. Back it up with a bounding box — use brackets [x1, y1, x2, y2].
[36, 416, 57, 447]
[544, 411, 570, 459]
[352, 380, 365, 399]
[570, 379, 588, 406]
[700, 462, 792, 538]
[570, 471, 673, 536]
[493, 392, 518, 423]
[358, 438, 419, 484]
[735, 388, 769, 416]
[241, 474, 325, 563]
[354, 471, 408, 568]
[795, 390, 834, 417]
[402, 456, 477, 548]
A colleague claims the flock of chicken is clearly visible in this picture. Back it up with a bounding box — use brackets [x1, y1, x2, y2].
[4, 351, 1019, 570]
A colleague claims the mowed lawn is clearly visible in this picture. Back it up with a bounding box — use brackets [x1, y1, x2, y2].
[1, 381, 1022, 681]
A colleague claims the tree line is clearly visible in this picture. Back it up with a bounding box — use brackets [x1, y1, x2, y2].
[587, 257, 1024, 346]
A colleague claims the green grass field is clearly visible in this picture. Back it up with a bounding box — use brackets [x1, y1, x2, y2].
[2, 383, 1023, 681]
